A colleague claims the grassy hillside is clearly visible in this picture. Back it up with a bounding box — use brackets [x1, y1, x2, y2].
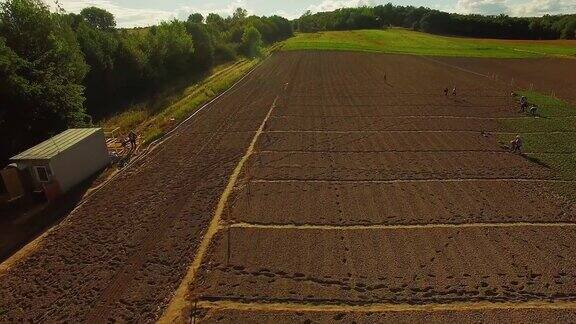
[283, 29, 576, 58]
[101, 58, 259, 144]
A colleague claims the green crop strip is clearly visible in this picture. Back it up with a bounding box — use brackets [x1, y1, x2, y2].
[498, 91, 576, 199]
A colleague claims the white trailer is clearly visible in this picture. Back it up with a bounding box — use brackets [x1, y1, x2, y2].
[6, 128, 110, 200]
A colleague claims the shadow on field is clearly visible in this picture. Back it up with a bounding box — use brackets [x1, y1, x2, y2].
[0, 169, 108, 263]
[522, 154, 550, 168]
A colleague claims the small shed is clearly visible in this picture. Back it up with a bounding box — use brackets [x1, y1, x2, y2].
[3, 128, 110, 201]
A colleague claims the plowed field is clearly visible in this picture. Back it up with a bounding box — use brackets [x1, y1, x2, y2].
[1, 51, 576, 323]
[188, 52, 576, 323]
[435, 57, 576, 105]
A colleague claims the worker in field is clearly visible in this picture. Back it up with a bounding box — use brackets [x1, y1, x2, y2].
[128, 131, 137, 149]
[520, 96, 528, 112]
[444, 87, 449, 96]
[452, 86, 457, 96]
[510, 135, 523, 154]
[530, 105, 538, 117]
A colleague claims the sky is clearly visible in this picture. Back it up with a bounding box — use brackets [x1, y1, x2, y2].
[49, 0, 576, 28]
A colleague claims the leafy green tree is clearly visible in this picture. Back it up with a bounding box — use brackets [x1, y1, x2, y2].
[75, 20, 119, 116]
[188, 13, 203, 24]
[269, 15, 293, 39]
[419, 10, 451, 34]
[298, 11, 316, 32]
[206, 13, 225, 30]
[112, 31, 149, 96]
[293, 4, 576, 39]
[146, 20, 195, 82]
[186, 20, 214, 71]
[0, 0, 88, 163]
[232, 8, 247, 23]
[241, 25, 262, 58]
[560, 18, 576, 39]
[80, 6, 116, 30]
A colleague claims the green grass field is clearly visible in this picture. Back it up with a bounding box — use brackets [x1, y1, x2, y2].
[498, 91, 576, 181]
[283, 29, 576, 58]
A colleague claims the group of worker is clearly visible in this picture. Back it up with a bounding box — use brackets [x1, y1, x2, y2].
[519, 95, 538, 116]
[441, 88, 529, 154]
[510, 94, 542, 153]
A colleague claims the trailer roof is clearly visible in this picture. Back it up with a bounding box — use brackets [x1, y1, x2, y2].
[11, 128, 102, 161]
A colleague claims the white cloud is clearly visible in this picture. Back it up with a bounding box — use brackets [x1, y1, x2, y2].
[275, 9, 300, 20]
[48, 0, 250, 28]
[511, 0, 576, 16]
[455, 0, 576, 16]
[456, 0, 509, 15]
[49, 0, 177, 27]
[308, 0, 374, 13]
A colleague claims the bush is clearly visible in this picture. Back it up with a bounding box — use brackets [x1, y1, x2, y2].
[213, 42, 237, 62]
[240, 26, 262, 58]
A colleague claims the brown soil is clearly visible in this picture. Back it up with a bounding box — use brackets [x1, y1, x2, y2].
[225, 180, 576, 225]
[199, 308, 576, 323]
[434, 57, 576, 104]
[196, 226, 576, 304]
[268, 116, 504, 132]
[250, 151, 553, 181]
[258, 131, 502, 152]
[1, 51, 575, 322]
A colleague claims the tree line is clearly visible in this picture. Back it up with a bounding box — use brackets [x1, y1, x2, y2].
[296, 4, 576, 40]
[0, 0, 293, 165]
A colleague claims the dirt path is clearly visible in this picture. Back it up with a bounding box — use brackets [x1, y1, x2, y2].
[159, 94, 283, 323]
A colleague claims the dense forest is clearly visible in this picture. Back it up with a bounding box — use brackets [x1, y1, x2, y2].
[0, 0, 292, 165]
[296, 4, 576, 39]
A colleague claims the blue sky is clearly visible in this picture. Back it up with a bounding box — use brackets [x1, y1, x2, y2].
[51, 0, 576, 27]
